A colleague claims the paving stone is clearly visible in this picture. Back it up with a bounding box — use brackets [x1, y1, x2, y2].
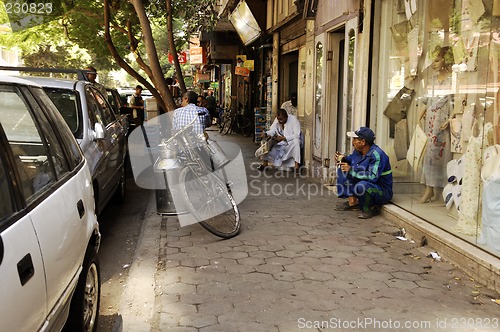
[255, 263, 284, 274]
[361, 270, 393, 281]
[354, 278, 389, 291]
[339, 263, 372, 273]
[265, 256, 294, 266]
[220, 251, 249, 259]
[161, 302, 197, 316]
[385, 278, 418, 290]
[180, 257, 210, 268]
[196, 281, 232, 294]
[368, 263, 400, 273]
[225, 264, 255, 274]
[242, 272, 275, 283]
[302, 270, 333, 281]
[248, 250, 276, 259]
[142, 133, 500, 332]
[178, 313, 218, 328]
[196, 299, 235, 315]
[236, 256, 266, 266]
[284, 263, 314, 273]
[208, 258, 238, 267]
[391, 271, 424, 282]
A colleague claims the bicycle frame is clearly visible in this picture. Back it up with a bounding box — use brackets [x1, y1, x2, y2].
[156, 117, 241, 238]
[160, 117, 212, 176]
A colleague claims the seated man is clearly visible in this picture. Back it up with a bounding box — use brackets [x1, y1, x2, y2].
[173, 91, 210, 135]
[258, 109, 302, 173]
[335, 127, 393, 219]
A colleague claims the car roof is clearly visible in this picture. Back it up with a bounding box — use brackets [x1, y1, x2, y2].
[15, 76, 81, 90]
[0, 74, 47, 87]
[117, 88, 153, 95]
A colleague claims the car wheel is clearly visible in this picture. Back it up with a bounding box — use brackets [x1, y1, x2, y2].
[63, 248, 100, 332]
[113, 166, 126, 203]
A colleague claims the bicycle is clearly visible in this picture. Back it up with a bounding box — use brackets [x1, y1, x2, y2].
[156, 118, 241, 239]
[219, 107, 254, 137]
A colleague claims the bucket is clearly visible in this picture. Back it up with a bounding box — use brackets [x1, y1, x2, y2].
[207, 139, 230, 170]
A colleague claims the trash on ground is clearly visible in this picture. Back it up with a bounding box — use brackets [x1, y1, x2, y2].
[428, 252, 441, 261]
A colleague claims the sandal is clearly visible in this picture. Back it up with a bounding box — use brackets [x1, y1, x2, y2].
[334, 201, 360, 211]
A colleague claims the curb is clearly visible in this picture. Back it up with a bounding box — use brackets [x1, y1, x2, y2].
[116, 191, 160, 332]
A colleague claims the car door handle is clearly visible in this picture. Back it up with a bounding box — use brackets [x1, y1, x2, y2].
[17, 253, 35, 286]
[0, 236, 4, 266]
[77, 199, 85, 219]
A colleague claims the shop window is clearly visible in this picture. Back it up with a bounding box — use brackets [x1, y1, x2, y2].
[377, 0, 500, 256]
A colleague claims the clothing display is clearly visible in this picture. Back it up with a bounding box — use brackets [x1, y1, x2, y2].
[478, 179, 500, 253]
[478, 145, 500, 252]
[422, 94, 453, 188]
[407, 124, 427, 175]
[456, 121, 493, 235]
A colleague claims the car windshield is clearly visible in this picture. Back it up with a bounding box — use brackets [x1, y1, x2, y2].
[43, 88, 81, 138]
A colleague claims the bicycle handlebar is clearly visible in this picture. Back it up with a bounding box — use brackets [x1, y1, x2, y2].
[160, 117, 203, 148]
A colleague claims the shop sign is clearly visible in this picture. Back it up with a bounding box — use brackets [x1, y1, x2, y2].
[168, 52, 187, 64]
[235, 66, 250, 77]
[190, 46, 206, 64]
[243, 60, 254, 71]
[197, 72, 210, 82]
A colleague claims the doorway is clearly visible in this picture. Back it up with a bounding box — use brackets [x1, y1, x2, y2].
[280, 51, 299, 106]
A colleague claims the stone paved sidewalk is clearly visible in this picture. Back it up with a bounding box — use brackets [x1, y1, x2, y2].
[124, 131, 500, 332]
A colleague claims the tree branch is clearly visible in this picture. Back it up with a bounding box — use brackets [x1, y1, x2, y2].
[130, 0, 176, 111]
[104, 0, 167, 112]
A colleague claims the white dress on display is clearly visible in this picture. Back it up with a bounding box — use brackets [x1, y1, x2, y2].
[456, 121, 493, 235]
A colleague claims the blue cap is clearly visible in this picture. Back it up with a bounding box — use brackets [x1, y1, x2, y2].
[347, 127, 375, 142]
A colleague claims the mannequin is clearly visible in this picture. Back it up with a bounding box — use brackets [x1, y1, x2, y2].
[418, 46, 454, 203]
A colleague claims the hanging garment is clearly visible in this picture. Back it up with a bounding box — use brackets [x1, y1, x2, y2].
[456, 122, 493, 235]
[422, 95, 452, 188]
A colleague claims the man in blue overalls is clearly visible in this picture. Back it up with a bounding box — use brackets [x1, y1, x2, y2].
[335, 127, 393, 219]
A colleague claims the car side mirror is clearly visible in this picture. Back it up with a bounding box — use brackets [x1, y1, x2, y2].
[93, 122, 106, 140]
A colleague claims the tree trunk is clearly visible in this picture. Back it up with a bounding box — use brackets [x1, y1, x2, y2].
[166, 0, 187, 94]
[130, 0, 177, 112]
[103, 0, 167, 111]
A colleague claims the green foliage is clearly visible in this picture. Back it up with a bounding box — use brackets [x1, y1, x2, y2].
[172, 0, 218, 38]
[1, 0, 219, 88]
[22, 43, 91, 71]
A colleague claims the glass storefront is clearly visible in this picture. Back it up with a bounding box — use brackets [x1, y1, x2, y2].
[377, 0, 500, 256]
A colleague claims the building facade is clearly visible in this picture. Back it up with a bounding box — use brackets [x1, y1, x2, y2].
[213, 0, 500, 289]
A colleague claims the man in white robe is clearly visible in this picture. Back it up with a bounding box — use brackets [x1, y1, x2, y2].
[258, 109, 302, 173]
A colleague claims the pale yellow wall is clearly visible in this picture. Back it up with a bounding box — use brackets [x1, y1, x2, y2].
[266, 0, 297, 29]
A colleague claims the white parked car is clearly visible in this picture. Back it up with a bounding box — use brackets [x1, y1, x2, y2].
[0, 75, 101, 331]
[20, 74, 129, 215]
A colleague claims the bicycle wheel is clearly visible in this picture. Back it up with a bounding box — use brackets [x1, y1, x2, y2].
[219, 112, 229, 133]
[179, 167, 241, 238]
[240, 116, 254, 137]
[222, 114, 235, 135]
